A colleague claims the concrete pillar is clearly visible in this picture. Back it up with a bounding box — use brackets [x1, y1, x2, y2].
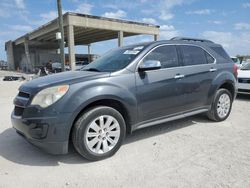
[67, 25, 75, 70]
[118, 31, 123, 47]
[5, 41, 15, 70]
[154, 34, 159, 41]
[24, 37, 32, 72]
[87, 44, 91, 63]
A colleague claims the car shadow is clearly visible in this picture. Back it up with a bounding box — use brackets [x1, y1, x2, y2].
[0, 115, 209, 166]
[124, 115, 210, 145]
[0, 128, 85, 166]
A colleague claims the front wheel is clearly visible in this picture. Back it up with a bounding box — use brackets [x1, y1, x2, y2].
[207, 88, 233, 122]
[72, 106, 126, 161]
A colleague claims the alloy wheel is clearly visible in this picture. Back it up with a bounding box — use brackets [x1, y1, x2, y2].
[217, 93, 231, 119]
[85, 115, 121, 154]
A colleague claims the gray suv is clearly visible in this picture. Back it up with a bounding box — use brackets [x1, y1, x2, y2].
[12, 37, 238, 160]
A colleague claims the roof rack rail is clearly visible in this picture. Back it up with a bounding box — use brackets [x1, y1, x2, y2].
[170, 37, 214, 43]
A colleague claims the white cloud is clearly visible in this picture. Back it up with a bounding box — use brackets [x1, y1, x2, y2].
[242, 3, 250, 8]
[102, 1, 141, 11]
[0, 0, 27, 18]
[102, 0, 192, 21]
[74, 3, 93, 14]
[234, 22, 250, 30]
[40, 11, 58, 21]
[142, 18, 158, 25]
[9, 25, 33, 32]
[202, 31, 233, 48]
[102, 10, 127, 19]
[208, 20, 222, 25]
[0, 31, 11, 36]
[15, 0, 25, 9]
[103, 4, 119, 10]
[158, 0, 186, 21]
[0, 9, 11, 18]
[160, 0, 186, 9]
[186, 9, 212, 15]
[36, 3, 93, 25]
[201, 31, 250, 55]
[160, 24, 180, 39]
[159, 11, 174, 21]
[161, 25, 175, 30]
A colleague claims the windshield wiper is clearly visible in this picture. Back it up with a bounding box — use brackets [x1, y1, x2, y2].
[83, 68, 100, 72]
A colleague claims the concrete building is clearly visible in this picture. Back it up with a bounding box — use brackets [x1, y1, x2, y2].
[5, 12, 160, 71]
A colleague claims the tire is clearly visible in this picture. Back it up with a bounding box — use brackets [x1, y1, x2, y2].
[72, 106, 126, 161]
[207, 88, 233, 122]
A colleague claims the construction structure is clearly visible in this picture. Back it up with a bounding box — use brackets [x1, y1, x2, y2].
[5, 12, 160, 72]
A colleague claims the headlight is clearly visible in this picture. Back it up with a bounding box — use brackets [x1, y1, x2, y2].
[31, 85, 69, 108]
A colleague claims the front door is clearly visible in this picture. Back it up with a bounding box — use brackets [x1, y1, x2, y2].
[135, 45, 185, 122]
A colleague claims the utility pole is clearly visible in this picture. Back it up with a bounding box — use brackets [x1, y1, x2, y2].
[57, 0, 65, 72]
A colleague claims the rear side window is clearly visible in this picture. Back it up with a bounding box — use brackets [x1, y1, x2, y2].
[143, 45, 179, 68]
[180, 45, 207, 66]
[211, 47, 231, 60]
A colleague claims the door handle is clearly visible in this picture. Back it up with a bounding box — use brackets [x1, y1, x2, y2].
[209, 68, 217, 72]
[174, 74, 185, 79]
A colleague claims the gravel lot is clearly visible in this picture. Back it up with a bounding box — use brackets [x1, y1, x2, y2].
[0, 71, 250, 188]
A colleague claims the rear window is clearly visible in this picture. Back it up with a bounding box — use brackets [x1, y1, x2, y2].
[180, 45, 207, 66]
[211, 47, 231, 60]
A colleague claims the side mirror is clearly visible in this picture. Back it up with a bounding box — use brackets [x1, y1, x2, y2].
[138, 60, 161, 71]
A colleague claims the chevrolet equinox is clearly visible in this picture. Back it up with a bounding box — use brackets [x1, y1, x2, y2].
[12, 37, 238, 160]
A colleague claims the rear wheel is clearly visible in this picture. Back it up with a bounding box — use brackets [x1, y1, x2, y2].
[72, 106, 126, 161]
[207, 88, 232, 122]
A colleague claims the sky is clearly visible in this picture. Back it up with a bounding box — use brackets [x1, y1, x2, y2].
[0, 0, 250, 60]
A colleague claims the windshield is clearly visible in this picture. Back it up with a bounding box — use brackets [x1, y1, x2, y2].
[82, 46, 144, 72]
[241, 62, 250, 70]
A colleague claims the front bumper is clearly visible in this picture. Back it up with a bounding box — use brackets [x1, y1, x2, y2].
[238, 83, 250, 94]
[11, 112, 72, 154]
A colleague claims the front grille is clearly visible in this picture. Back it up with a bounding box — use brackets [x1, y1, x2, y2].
[14, 106, 24, 116]
[238, 78, 250, 83]
[14, 91, 30, 116]
[18, 91, 30, 98]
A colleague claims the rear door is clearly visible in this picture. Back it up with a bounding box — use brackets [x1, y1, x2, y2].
[176, 45, 216, 110]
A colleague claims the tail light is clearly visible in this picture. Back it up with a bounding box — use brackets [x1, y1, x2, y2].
[233, 64, 238, 78]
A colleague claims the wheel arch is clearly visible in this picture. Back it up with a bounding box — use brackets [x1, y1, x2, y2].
[218, 81, 236, 99]
[207, 70, 236, 106]
[68, 97, 135, 143]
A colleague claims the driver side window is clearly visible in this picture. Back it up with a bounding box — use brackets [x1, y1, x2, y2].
[143, 45, 179, 69]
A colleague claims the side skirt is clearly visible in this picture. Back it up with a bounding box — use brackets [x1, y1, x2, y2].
[132, 108, 209, 132]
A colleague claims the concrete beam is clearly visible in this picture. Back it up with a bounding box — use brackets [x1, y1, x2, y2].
[118, 31, 123, 47]
[75, 33, 140, 45]
[28, 40, 59, 47]
[15, 37, 25, 46]
[12, 13, 160, 50]
[67, 25, 75, 70]
[69, 14, 160, 35]
[26, 15, 69, 42]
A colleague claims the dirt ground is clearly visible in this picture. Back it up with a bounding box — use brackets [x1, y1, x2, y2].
[0, 71, 250, 188]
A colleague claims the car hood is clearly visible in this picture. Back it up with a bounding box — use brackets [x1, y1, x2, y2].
[19, 71, 110, 94]
[238, 70, 250, 78]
